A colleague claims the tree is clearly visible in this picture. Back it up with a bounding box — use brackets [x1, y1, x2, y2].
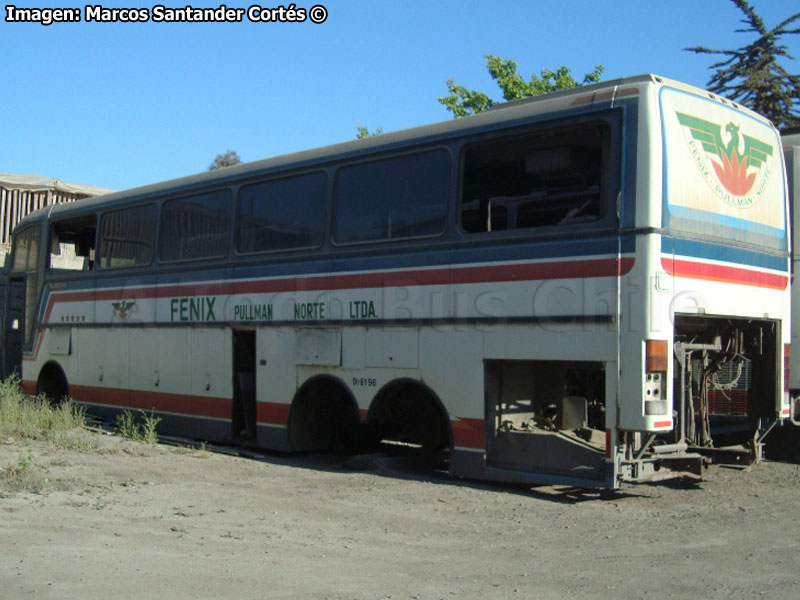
[685, 0, 800, 130]
[356, 126, 384, 139]
[208, 150, 242, 170]
[438, 55, 603, 118]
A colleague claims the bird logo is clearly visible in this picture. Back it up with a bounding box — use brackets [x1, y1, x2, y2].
[111, 300, 136, 321]
[676, 111, 773, 203]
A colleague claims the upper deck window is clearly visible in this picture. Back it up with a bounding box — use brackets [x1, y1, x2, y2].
[236, 172, 326, 254]
[159, 189, 232, 262]
[99, 204, 157, 269]
[460, 122, 609, 233]
[333, 150, 450, 244]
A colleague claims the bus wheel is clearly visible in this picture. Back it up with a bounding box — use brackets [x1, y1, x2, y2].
[37, 362, 70, 404]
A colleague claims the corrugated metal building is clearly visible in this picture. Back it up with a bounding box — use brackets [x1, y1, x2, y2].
[0, 173, 113, 256]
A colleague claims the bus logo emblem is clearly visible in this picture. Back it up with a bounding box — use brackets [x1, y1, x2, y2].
[112, 301, 135, 320]
[676, 112, 773, 207]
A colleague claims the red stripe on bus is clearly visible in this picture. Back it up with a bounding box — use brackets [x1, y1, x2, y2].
[25, 256, 636, 363]
[451, 417, 485, 449]
[44, 257, 636, 307]
[662, 257, 788, 290]
[256, 402, 291, 425]
[68, 384, 231, 419]
[21, 379, 37, 396]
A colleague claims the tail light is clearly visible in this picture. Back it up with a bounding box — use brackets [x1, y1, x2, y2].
[644, 340, 668, 417]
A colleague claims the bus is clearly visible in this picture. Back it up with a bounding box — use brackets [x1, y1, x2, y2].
[2, 74, 792, 489]
[784, 131, 800, 420]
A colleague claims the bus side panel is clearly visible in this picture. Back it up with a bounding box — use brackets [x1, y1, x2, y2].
[255, 327, 296, 450]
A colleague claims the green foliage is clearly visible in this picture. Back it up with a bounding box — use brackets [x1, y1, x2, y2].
[439, 55, 604, 118]
[208, 150, 242, 170]
[116, 410, 139, 440]
[141, 411, 161, 445]
[685, 0, 800, 129]
[356, 126, 384, 139]
[116, 410, 161, 444]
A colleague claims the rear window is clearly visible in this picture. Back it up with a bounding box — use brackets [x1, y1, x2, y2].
[661, 88, 787, 251]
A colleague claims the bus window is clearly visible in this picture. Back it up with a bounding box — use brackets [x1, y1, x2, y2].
[159, 189, 232, 262]
[333, 149, 450, 244]
[460, 122, 608, 233]
[10, 226, 39, 275]
[99, 204, 157, 269]
[236, 172, 326, 254]
[48, 215, 97, 271]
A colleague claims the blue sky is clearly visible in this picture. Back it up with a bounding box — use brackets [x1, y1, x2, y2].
[2, 0, 799, 191]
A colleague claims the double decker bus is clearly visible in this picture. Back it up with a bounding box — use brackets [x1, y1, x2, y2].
[2, 75, 791, 488]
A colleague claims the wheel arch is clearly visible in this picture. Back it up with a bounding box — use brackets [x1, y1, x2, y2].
[287, 373, 361, 452]
[367, 377, 453, 452]
[36, 360, 70, 402]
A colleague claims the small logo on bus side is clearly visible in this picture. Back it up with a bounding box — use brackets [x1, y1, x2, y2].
[112, 300, 136, 321]
[676, 112, 773, 207]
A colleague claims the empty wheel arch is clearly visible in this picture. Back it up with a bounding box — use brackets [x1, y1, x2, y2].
[288, 375, 360, 452]
[37, 361, 70, 403]
[367, 379, 452, 453]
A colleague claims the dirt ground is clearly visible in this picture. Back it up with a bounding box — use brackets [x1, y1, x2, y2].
[1, 429, 799, 600]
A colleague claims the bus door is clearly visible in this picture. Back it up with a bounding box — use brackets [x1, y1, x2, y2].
[5, 225, 42, 378]
[232, 329, 256, 440]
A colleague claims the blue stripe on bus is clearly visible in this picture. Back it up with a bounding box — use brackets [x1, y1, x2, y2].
[662, 236, 789, 272]
[77, 235, 634, 291]
[666, 206, 786, 239]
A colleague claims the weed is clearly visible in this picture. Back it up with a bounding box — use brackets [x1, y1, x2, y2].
[1, 443, 48, 493]
[116, 410, 162, 444]
[0, 374, 86, 441]
[141, 411, 162, 445]
[17, 444, 33, 473]
[116, 410, 141, 441]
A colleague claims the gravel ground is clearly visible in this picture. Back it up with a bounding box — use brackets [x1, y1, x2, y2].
[1, 430, 799, 600]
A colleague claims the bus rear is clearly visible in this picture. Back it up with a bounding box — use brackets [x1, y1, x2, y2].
[630, 81, 791, 469]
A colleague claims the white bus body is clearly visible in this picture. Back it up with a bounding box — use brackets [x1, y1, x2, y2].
[3, 75, 791, 488]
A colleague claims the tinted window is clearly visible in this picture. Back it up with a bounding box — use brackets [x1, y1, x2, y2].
[236, 172, 326, 254]
[11, 226, 39, 273]
[461, 122, 609, 233]
[333, 150, 450, 244]
[99, 205, 157, 269]
[159, 189, 232, 262]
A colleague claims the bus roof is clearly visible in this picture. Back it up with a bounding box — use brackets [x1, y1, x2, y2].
[15, 73, 777, 230]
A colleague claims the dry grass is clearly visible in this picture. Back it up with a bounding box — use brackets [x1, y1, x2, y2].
[0, 375, 90, 493]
